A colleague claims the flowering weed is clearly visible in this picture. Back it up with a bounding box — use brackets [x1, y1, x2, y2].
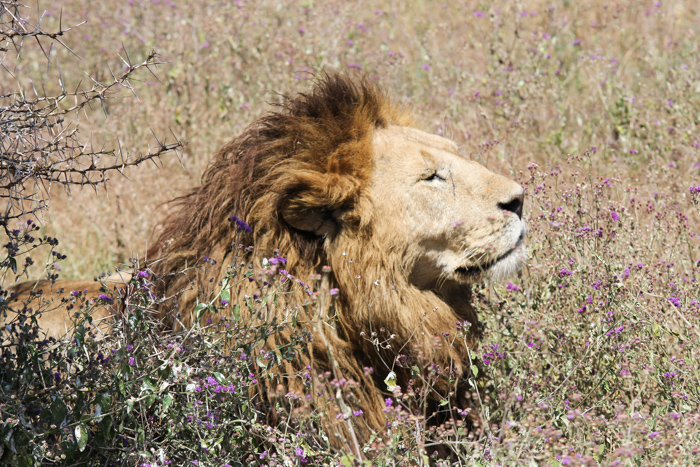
[2, 0, 700, 465]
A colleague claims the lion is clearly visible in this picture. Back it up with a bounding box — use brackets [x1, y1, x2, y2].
[4, 74, 526, 451]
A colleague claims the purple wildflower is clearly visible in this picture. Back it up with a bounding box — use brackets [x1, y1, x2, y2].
[98, 293, 113, 302]
[228, 215, 252, 232]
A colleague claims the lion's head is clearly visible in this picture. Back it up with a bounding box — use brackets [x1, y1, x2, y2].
[147, 74, 526, 445]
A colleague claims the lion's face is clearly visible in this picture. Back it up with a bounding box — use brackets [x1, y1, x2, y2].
[370, 125, 526, 289]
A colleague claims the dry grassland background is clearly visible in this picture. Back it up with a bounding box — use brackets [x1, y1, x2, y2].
[6, 0, 696, 278]
[3, 0, 700, 465]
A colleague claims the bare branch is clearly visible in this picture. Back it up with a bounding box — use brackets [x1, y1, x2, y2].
[0, 0, 187, 233]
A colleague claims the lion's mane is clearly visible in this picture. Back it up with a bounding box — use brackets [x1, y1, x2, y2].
[148, 74, 482, 447]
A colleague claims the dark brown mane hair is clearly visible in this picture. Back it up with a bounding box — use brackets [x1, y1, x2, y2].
[147, 73, 480, 450]
[148, 73, 411, 313]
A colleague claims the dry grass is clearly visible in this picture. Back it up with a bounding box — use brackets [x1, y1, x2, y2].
[2, 0, 700, 465]
[5, 0, 694, 278]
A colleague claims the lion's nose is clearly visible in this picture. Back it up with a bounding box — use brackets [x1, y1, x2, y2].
[498, 191, 524, 219]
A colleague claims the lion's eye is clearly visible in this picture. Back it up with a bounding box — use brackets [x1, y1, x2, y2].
[422, 171, 447, 182]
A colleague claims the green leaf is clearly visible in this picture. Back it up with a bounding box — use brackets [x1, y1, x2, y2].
[221, 280, 231, 303]
[384, 371, 397, 391]
[470, 364, 479, 377]
[51, 397, 67, 426]
[162, 394, 173, 413]
[142, 378, 156, 393]
[340, 455, 354, 467]
[232, 304, 240, 320]
[145, 394, 156, 408]
[193, 302, 210, 319]
[17, 454, 34, 467]
[75, 423, 88, 452]
[8, 257, 17, 274]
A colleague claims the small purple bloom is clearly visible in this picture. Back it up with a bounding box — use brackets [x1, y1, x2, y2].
[228, 215, 252, 232]
[98, 293, 113, 302]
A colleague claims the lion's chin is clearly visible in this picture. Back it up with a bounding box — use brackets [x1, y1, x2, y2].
[486, 240, 527, 282]
[454, 238, 527, 283]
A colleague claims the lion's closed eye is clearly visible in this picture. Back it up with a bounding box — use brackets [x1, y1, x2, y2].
[420, 170, 447, 182]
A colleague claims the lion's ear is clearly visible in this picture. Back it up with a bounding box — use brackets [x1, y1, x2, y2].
[280, 200, 342, 237]
[278, 173, 359, 237]
[279, 172, 360, 237]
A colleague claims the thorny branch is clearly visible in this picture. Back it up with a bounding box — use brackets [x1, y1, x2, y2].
[0, 0, 186, 234]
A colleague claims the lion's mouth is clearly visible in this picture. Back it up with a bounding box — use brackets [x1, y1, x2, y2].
[455, 235, 525, 278]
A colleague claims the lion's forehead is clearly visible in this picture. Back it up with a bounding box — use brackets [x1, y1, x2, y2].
[374, 125, 460, 156]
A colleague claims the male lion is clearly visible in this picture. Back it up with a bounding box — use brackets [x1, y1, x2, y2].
[5, 74, 525, 450]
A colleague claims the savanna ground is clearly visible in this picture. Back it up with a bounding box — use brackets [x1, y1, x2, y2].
[1, 0, 699, 465]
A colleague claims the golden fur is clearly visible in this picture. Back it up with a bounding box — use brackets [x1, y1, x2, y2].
[5, 74, 526, 449]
